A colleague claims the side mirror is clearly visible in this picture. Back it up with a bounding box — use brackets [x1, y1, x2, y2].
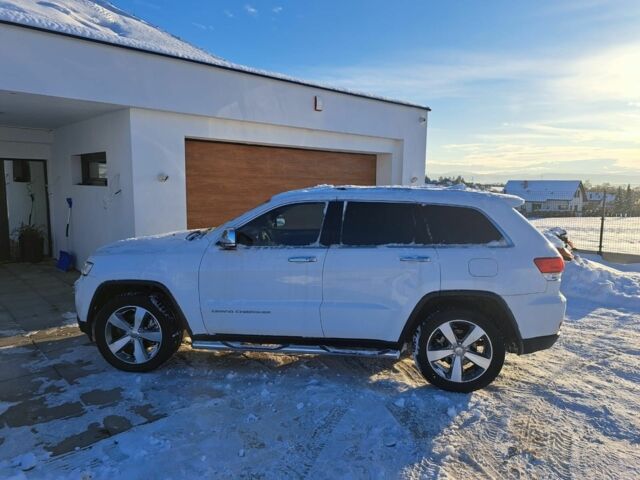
[217, 228, 236, 250]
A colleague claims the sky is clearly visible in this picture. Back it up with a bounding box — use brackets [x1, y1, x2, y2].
[112, 0, 640, 185]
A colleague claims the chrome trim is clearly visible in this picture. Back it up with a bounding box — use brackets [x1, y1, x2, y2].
[288, 256, 317, 263]
[191, 340, 400, 359]
[400, 255, 431, 262]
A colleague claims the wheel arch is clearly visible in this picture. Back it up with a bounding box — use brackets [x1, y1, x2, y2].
[399, 290, 524, 354]
[87, 280, 192, 340]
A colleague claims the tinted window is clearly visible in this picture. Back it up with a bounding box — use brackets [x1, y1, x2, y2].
[416, 205, 503, 245]
[342, 202, 415, 246]
[237, 202, 326, 247]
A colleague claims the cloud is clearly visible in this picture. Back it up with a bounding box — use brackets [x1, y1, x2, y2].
[272, 6, 283, 14]
[296, 41, 640, 183]
[244, 5, 258, 16]
[223, 9, 234, 18]
[192, 22, 214, 31]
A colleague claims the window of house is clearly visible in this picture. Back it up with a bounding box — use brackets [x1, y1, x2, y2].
[416, 205, 504, 245]
[236, 202, 326, 247]
[12, 160, 31, 183]
[341, 202, 415, 246]
[78, 152, 107, 186]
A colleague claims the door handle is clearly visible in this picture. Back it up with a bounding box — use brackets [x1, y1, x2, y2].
[400, 255, 431, 263]
[288, 256, 317, 263]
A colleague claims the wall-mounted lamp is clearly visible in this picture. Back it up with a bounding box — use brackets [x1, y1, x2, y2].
[314, 96, 323, 112]
[157, 173, 169, 182]
[419, 116, 427, 124]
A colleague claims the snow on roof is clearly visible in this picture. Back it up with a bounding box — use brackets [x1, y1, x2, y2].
[504, 180, 583, 202]
[0, 0, 428, 110]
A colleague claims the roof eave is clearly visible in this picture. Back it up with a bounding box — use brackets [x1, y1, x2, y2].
[0, 19, 431, 111]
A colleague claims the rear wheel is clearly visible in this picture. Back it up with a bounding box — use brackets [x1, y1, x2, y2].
[94, 294, 182, 372]
[413, 309, 505, 393]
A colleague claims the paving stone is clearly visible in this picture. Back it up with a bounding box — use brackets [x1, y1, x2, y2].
[0, 344, 49, 382]
[0, 398, 85, 428]
[0, 368, 64, 403]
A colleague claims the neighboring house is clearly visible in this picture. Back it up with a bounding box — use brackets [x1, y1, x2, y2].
[586, 192, 616, 208]
[0, 2, 429, 264]
[503, 180, 587, 215]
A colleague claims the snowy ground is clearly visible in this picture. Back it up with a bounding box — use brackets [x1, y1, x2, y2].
[0, 256, 639, 479]
[531, 216, 640, 255]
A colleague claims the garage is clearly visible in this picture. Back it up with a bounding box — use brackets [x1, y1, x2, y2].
[185, 140, 377, 228]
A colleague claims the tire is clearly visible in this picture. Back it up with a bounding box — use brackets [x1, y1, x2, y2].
[94, 293, 183, 372]
[413, 309, 505, 393]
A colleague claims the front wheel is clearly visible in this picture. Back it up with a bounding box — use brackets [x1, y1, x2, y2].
[413, 309, 505, 393]
[94, 294, 182, 372]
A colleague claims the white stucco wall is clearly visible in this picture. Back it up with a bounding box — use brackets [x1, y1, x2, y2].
[0, 23, 428, 184]
[50, 109, 135, 264]
[129, 108, 403, 236]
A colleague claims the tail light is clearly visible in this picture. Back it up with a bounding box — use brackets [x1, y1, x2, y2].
[534, 257, 565, 280]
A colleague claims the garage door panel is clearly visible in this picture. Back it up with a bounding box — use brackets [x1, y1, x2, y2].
[186, 140, 376, 229]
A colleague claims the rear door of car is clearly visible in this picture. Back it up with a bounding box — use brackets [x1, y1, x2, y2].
[320, 201, 440, 342]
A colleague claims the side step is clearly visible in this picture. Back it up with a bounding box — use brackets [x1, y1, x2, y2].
[191, 340, 401, 359]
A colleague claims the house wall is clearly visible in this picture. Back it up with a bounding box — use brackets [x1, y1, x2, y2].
[50, 110, 135, 264]
[0, 23, 428, 185]
[129, 108, 402, 236]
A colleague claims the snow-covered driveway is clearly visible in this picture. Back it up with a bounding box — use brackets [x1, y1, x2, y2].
[1, 257, 638, 479]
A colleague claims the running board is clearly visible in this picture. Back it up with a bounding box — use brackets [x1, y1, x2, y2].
[191, 340, 401, 359]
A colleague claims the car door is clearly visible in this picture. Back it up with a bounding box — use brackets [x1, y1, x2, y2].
[321, 201, 440, 342]
[199, 201, 328, 337]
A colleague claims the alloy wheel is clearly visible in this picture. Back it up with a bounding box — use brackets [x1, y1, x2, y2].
[104, 306, 163, 364]
[426, 320, 493, 383]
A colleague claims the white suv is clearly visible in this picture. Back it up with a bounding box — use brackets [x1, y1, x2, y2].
[75, 186, 566, 392]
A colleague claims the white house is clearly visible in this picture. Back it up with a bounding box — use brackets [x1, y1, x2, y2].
[0, 1, 429, 265]
[504, 180, 586, 215]
[586, 192, 616, 208]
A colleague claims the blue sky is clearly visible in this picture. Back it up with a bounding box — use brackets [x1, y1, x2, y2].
[114, 0, 640, 184]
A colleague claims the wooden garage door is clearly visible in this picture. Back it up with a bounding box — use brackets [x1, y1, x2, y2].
[185, 140, 376, 228]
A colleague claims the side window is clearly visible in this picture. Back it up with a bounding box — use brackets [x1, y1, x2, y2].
[341, 202, 415, 246]
[416, 205, 504, 245]
[236, 202, 326, 247]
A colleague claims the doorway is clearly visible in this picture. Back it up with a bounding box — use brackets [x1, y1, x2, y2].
[0, 159, 52, 261]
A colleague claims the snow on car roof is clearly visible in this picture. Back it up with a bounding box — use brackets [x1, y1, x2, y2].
[270, 185, 525, 208]
[0, 0, 429, 110]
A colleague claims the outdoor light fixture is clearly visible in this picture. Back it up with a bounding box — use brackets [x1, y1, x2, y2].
[314, 96, 323, 111]
[157, 173, 169, 182]
[419, 116, 427, 124]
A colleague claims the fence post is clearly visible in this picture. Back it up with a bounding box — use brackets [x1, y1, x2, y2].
[597, 188, 606, 255]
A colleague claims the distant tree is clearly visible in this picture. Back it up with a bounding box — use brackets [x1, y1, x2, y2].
[623, 184, 633, 215]
[614, 186, 624, 215]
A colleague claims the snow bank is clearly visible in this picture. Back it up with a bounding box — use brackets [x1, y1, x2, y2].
[561, 255, 640, 309]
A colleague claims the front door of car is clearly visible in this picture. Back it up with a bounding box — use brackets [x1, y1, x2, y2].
[321, 201, 440, 342]
[199, 202, 328, 337]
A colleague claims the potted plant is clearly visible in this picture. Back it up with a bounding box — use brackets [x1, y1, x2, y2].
[13, 224, 45, 263]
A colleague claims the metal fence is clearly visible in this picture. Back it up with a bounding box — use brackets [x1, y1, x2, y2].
[529, 215, 640, 255]
[524, 192, 640, 257]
